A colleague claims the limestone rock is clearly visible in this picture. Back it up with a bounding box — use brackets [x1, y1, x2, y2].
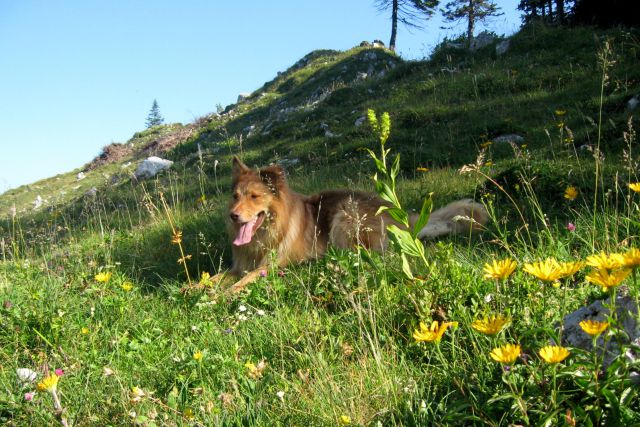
[134, 157, 174, 180]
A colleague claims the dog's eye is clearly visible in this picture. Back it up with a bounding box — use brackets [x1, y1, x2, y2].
[251, 194, 260, 199]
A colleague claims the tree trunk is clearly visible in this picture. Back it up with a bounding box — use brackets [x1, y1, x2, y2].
[555, 0, 564, 23]
[389, 0, 398, 51]
[466, 0, 475, 45]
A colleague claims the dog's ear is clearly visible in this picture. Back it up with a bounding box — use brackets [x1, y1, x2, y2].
[232, 156, 250, 178]
[259, 164, 287, 194]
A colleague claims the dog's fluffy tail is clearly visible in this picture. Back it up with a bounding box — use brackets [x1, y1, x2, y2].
[417, 199, 488, 240]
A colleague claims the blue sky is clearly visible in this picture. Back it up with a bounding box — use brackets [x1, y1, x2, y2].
[0, 0, 520, 192]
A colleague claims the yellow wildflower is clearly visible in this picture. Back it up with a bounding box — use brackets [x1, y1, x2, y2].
[489, 343, 521, 364]
[245, 360, 267, 379]
[523, 258, 562, 282]
[183, 408, 195, 420]
[586, 268, 630, 291]
[413, 320, 458, 343]
[620, 248, 640, 269]
[94, 272, 112, 283]
[81, 327, 89, 334]
[121, 281, 133, 292]
[416, 167, 429, 172]
[554, 261, 585, 282]
[199, 271, 213, 287]
[539, 345, 570, 364]
[564, 186, 578, 201]
[339, 415, 352, 425]
[555, 110, 566, 116]
[37, 374, 59, 392]
[483, 258, 517, 281]
[586, 252, 624, 271]
[628, 183, 640, 193]
[579, 319, 609, 337]
[471, 314, 511, 335]
[193, 351, 203, 361]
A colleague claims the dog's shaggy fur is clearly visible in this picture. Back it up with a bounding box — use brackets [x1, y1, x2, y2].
[220, 157, 488, 292]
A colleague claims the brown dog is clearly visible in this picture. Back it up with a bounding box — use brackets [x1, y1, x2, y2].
[220, 157, 488, 292]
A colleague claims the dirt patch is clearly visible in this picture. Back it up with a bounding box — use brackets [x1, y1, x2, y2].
[140, 126, 197, 157]
[85, 143, 133, 171]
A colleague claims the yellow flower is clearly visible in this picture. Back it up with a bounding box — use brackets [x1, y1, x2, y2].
[37, 374, 59, 392]
[555, 110, 566, 116]
[413, 320, 458, 343]
[171, 230, 183, 244]
[523, 258, 562, 282]
[586, 252, 624, 271]
[94, 272, 112, 283]
[81, 327, 89, 334]
[539, 345, 570, 364]
[554, 261, 585, 281]
[193, 351, 203, 361]
[483, 258, 517, 281]
[183, 408, 195, 420]
[121, 281, 133, 292]
[629, 183, 640, 193]
[245, 360, 267, 379]
[564, 186, 578, 201]
[579, 319, 609, 337]
[416, 167, 429, 172]
[620, 248, 640, 269]
[489, 343, 521, 364]
[339, 415, 352, 425]
[586, 268, 630, 291]
[480, 141, 493, 149]
[199, 271, 213, 287]
[484, 161, 494, 167]
[471, 314, 511, 335]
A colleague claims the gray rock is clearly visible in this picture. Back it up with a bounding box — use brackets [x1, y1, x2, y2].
[496, 40, 510, 56]
[628, 95, 639, 111]
[32, 195, 43, 209]
[563, 296, 639, 373]
[237, 93, 251, 103]
[470, 32, 496, 51]
[76, 172, 86, 181]
[356, 72, 368, 81]
[493, 134, 524, 145]
[134, 156, 174, 180]
[354, 116, 367, 127]
[85, 187, 98, 197]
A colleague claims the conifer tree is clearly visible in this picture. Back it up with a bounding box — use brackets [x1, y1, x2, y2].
[441, 0, 502, 43]
[374, 0, 440, 51]
[145, 99, 164, 128]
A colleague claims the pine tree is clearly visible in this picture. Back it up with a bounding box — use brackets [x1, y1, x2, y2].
[375, 0, 440, 51]
[145, 99, 164, 128]
[441, 0, 502, 43]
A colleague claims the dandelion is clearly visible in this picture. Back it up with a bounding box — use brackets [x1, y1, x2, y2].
[471, 314, 511, 335]
[413, 320, 458, 343]
[523, 258, 562, 282]
[339, 415, 352, 425]
[628, 183, 640, 193]
[183, 408, 195, 420]
[555, 261, 584, 280]
[81, 327, 89, 334]
[483, 258, 517, 281]
[586, 252, 624, 271]
[193, 351, 203, 362]
[579, 319, 609, 337]
[539, 345, 570, 364]
[564, 186, 578, 201]
[586, 268, 630, 291]
[94, 272, 112, 283]
[620, 248, 640, 269]
[121, 281, 133, 292]
[37, 374, 59, 393]
[489, 343, 521, 364]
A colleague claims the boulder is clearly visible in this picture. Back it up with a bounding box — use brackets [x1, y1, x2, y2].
[628, 95, 639, 111]
[562, 295, 639, 379]
[134, 157, 174, 180]
[496, 40, 510, 56]
[493, 134, 524, 145]
[76, 172, 86, 181]
[354, 116, 367, 128]
[237, 93, 251, 103]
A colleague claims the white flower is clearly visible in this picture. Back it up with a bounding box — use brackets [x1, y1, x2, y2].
[276, 390, 285, 401]
[16, 368, 38, 384]
[238, 305, 247, 312]
[257, 309, 266, 316]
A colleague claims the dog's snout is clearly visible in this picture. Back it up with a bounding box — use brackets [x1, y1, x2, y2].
[229, 212, 240, 222]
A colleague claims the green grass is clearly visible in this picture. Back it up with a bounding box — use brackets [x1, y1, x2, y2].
[2, 23, 640, 425]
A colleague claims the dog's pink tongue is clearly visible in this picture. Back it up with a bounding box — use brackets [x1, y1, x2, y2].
[233, 217, 258, 246]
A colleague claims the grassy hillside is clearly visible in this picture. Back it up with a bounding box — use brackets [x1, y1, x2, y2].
[1, 24, 640, 425]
